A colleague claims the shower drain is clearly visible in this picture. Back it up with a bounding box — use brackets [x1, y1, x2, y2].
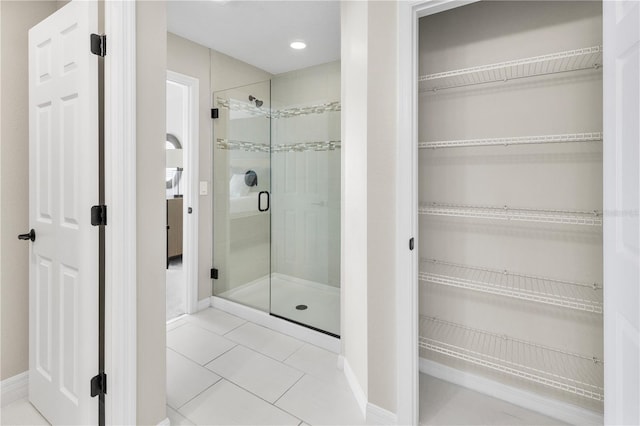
[296, 304, 308, 310]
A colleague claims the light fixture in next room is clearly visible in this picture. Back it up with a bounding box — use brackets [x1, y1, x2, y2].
[290, 41, 307, 50]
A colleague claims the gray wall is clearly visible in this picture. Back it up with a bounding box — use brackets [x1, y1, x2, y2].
[0, 0, 57, 382]
[341, 0, 369, 399]
[340, 0, 398, 414]
[136, 1, 167, 424]
[365, 1, 398, 412]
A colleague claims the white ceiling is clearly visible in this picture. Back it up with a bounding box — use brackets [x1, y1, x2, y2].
[167, 1, 340, 75]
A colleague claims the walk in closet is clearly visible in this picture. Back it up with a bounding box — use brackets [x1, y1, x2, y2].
[417, 1, 604, 420]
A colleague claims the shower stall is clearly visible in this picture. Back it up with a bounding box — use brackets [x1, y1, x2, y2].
[212, 62, 341, 337]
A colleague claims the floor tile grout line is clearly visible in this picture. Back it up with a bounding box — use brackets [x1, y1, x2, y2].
[213, 308, 339, 356]
[222, 321, 249, 337]
[206, 342, 309, 379]
[167, 336, 237, 367]
[167, 310, 347, 426]
[183, 311, 248, 336]
[180, 377, 307, 425]
[175, 377, 222, 415]
[200, 343, 239, 367]
[282, 342, 307, 363]
[167, 405, 195, 426]
[175, 319, 242, 341]
[223, 332, 305, 364]
[177, 313, 300, 367]
[220, 318, 248, 335]
[273, 373, 306, 406]
[166, 319, 189, 332]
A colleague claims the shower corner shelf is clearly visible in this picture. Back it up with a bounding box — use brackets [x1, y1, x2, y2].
[419, 132, 603, 149]
[419, 258, 602, 313]
[419, 202, 603, 226]
[419, 316, 604, 402]
[419, 45, 603, 92]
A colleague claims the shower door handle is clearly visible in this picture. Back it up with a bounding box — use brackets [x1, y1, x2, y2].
[258, 191, 270, 212]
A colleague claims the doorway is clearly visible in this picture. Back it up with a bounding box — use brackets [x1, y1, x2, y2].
[166, 71, 199, 321]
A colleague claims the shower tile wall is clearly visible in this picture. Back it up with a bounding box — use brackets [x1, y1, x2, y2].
[271, 61, 341, 288]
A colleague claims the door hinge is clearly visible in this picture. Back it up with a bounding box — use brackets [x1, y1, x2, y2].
[90, 372, 107, 397]
[90, 34, 106, 57]
[211, 268, 219, 279]
[211, 108, 219, 119]
[91, 205, 107, 226]
[409, 237, 415, 251]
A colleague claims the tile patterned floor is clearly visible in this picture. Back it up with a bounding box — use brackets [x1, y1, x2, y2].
[166, 308, 365, 426]
[0, 308, 565, 426]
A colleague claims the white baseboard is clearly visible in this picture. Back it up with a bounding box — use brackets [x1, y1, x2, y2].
[419, 358, 603, 426]
[366, 402, 397, 425]
[197, 298, 210, 311]
[342, 358, 367, 417]
[1, 371, 29, 407]
[210, 296, 340, 353]
[339, 356, 397, 425]
[157, 417, 170, 426]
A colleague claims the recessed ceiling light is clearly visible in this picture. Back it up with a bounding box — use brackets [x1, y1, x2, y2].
[290, 41, 307, 50]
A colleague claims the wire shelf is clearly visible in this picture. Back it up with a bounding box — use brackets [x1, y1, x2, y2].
[419, 202, 603, 226]
[419, 316, 604, 401]
[419, 259, 602, 313]
[419, 132, 603, 149]
[419, 46, 602, 92]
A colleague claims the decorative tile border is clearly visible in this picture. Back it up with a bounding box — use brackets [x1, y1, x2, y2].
[216, 138, 270, 153]
[216, 98, 341, 119]
[216, 138, 341, 153]
[216, 98, 267, 117]
[271, 140, 341, 153]
[271, 101, 341, 119]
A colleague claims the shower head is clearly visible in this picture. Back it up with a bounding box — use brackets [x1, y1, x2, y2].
[248, 95, 263, 108]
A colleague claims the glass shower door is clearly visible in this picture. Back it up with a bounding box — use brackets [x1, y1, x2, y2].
[269, 63, 341, 337]
[212, 81, 271, 311]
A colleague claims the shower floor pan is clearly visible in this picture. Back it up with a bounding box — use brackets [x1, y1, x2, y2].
[217, 273, 340, 336]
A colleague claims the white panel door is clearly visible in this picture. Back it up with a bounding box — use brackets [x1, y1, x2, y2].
[603, 1, 640, 425]
[28, 1, 99, 424]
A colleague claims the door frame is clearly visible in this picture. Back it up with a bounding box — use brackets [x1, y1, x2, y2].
[166, 70, 199, 315]
[104, 1, 137, 424]
[396, 2, 480, 424]
[395, 1, 620, 424]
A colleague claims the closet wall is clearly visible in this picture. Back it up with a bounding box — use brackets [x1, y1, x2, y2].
[418, 1, 603, 413]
